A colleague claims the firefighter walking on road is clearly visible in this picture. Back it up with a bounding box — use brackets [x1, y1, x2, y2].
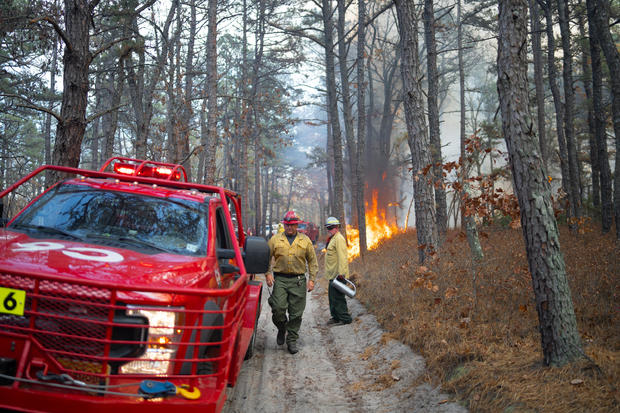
[266, 211, 318, 354]
[324, 217, 353, 325]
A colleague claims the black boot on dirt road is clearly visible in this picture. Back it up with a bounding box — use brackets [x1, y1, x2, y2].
[287, 342, 298, 354]
[277, 328, 286, 345]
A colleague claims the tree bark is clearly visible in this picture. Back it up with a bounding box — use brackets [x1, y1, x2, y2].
[204, 0, 218, 183]
[497, 0, 583, 366]
[423, 0, 447, 244]
[337, 0, 357, 228]
[588, 0, 620, 239]
[50, 0, 95, 183]
[577, 10, 600, 209]
[557, 0, 583, 221]
[540, 0, 572, 217]
[395, 0, 438, 264]
[458, 0, 482, 261]
[356, 0, 367, 257]
[586, 0, 613, 233]
[529, 0, 548, 170]
[322, 0, 346, 238]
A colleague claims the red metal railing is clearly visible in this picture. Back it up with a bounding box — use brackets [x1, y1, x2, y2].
[0, 268, 247, 390]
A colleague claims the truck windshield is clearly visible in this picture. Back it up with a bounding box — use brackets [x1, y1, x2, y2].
[10, 183, 207, 256]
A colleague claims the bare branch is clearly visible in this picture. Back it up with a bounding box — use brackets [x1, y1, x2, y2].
[16, 104, 62, 122]
[30, 16, 72, 53]
[91, 36, 132, 60]
[86, 103, 129, 123]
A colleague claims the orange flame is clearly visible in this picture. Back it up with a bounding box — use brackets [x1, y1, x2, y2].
[346, 190, 401, 261]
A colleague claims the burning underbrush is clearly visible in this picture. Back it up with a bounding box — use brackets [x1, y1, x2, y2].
[346, 190, 402, 260]
[350, 224, 619, 412]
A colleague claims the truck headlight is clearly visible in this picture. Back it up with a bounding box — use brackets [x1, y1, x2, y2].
[120, 306, 183, 375]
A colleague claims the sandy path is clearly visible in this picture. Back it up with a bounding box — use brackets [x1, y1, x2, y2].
[223, 278, 466, 413]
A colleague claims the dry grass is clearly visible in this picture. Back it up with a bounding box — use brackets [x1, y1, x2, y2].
[350, 223, 619, 412]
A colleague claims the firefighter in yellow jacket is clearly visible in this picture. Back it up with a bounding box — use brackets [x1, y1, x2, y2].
[266, 211, 318, 354]
[324, 216, 352, 325]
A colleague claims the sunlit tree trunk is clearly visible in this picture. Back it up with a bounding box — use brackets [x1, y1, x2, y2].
[395, 0, 438, 264]
[498, 0, 583, 366]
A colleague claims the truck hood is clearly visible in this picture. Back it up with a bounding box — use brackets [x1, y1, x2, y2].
[0, 229, 213, 290]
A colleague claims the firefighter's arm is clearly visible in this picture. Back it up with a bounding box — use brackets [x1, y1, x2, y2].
[265, 236, 276, 287]
[337, 236, 349, 277]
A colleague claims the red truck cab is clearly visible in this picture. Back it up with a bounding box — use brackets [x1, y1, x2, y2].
[0, 157, 268, 413]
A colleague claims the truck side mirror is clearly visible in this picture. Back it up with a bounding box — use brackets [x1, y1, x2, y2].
[243, 236, 270, 274]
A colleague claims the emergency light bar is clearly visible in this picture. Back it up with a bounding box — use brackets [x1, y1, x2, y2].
[113, 163, 182, 181]
[101, 157, 187, 182]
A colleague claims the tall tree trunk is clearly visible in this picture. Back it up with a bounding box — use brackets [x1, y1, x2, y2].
[204, 0, 218, 183]
[102, 59, 123, 161]
[322, 0, 346, 238]
[423, 0, 447, 244]
[356, 0, 367, 257]
[529, 0, 548, 170]
[180, 0, 196, 179]
[586, 0, 613, 233]
[497, 0, 583, 366]
[128, 0, 177, 159]
[557, 0, 583, 222]
[578, 8, 600, 209]
[458, 0, 482, 260]
[44, 36, 58, 175]
[50, 0, 96, 183]
[588, 0, 620, 239]
[337, 0, 357, 228]
[540, 0, 572, 218]
[395, 0, 438, 264]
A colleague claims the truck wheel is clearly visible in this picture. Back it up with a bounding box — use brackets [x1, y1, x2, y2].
[181, 301, 223, 375]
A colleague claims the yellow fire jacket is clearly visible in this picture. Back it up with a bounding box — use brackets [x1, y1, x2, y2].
[267, 232, 318, 282]
[324, 231, 349, 280]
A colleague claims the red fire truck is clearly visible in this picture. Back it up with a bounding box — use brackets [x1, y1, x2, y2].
[297, 221, 319, 244]
[0, 157, 269, 413]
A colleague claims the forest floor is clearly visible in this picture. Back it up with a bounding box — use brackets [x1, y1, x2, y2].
[224, 222, 618, 412]
[349, 222, 619, 412]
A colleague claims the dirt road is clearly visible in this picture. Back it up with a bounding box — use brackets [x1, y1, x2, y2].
[224, 277, 466, 413]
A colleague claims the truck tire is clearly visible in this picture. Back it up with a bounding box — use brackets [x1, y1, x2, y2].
[244, 297, 261, 360]
[180, 300, 223, 375]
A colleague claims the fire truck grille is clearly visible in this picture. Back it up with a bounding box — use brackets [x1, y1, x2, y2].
[0, 274, 110, 357]
[0, 270, 246, 384]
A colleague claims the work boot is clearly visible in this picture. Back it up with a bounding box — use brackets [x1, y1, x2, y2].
[287, 341, 298, 354]
[326, 318, 341, 325]
[277, 328, 286, 345]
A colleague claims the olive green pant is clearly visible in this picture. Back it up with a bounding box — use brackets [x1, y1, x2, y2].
[268, 275, 306, 344]
[328, 279, 352, 323]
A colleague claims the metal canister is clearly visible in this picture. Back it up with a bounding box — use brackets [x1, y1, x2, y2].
[332, 276, 356, 298]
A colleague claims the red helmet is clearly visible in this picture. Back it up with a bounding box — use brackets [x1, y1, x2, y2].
[282, 210, 302, 225]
